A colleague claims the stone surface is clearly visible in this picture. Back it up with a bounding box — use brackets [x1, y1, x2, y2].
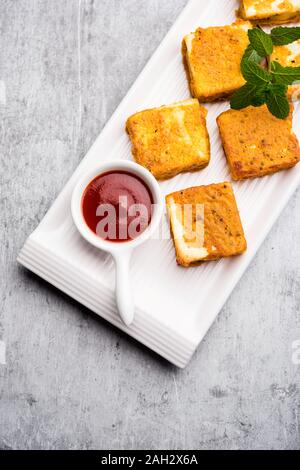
[0, 0, 299, 450]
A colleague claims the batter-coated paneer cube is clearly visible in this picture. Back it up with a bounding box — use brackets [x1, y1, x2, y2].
[271, 39, 300, 100]
[238, 0, 300, 24]
[166, 183, 247, 267]
[126, 99, 210, 180]
[217, 105, 300, 180]
[182, 20, 252, 102]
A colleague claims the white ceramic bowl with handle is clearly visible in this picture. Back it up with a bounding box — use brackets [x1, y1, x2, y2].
[71, 160, 164, 326]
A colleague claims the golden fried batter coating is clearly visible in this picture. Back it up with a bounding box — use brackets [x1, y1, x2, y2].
[217, 105, 300, 180]
[182, 20, 251, 102]
[238, 0, 300, 25]
[166, 183, 247, 267]
[126, 99, 210, 180]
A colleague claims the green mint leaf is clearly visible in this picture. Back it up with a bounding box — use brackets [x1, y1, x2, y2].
[271, 61, 300, 85]
[265, 84, 290, 119]
[241, 59, 272, 85]
[248, 28, 273, 57]
[251, 87, 267, 107]
[268, 83, 288, 96]
[230, 83, 266, 110]
[270, 26, 300, 46]
[231, 83, 259, 109]
[241, 44, 263, 65]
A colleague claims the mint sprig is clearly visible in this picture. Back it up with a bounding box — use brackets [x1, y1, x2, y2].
[270, 26, 300, 46]
[241, 44, 263, 65]
[271, 61, 300, 85]
[230, 26, 300, 119]
[231, 83, 268, 110]
[241, 60, 272, 85]
[265, 84, 290, 119]
[248, 28, 273, 57]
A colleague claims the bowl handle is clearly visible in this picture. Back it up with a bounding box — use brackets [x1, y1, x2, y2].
[113, 251, 134, 326]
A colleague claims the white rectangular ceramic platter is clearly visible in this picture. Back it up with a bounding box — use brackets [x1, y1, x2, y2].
[18, 0, 300, 367]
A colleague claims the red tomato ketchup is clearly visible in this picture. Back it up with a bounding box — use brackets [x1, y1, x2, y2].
[82, 171, 153, 242]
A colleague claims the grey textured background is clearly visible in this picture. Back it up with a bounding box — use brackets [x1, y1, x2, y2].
[0, 0, 300, 450]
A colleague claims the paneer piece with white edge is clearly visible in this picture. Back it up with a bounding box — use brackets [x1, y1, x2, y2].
[217, 105, 300, 180]
[166, 183, 247, 267]
[238, 0, 300, 24]
[126, 99, 210, 180]
[271, 39, 300, 100]
[182, 20, 252, 102]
